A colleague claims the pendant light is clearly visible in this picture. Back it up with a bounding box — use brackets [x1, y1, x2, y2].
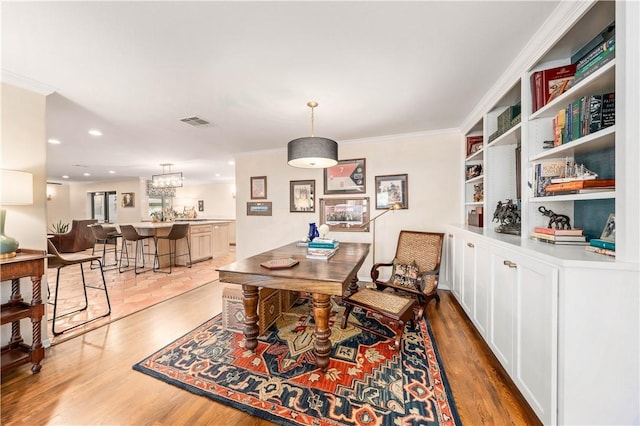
[287, 101, 338, 168]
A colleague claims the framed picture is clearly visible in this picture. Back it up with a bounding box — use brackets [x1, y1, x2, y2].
[323, 158, 366, 194]
[600, 213, 615, 242]
[290, 180, 315, 212]
[247, 201, 272, 216]
[250, 176, 267, 199]
[121, 192, 135, 208]
[375, 174, 408, 210]
[319, 197, 370, 232]
[198, 200, 204, 212]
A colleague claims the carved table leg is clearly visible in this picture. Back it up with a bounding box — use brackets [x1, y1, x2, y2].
[242, 285, 259, 351]
[30, 276, 44, 373]
[345, 275, 360, 296]
[312, 293, 332, 371]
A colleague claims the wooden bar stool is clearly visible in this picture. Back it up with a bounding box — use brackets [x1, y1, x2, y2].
[47, 240, 111, 336]
[153, 223, 192, 274]
[90, 224, 121, 271]
[118, 225, 154, 274]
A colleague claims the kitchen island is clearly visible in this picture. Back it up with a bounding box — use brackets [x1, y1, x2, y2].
[124, 220, 232, 266]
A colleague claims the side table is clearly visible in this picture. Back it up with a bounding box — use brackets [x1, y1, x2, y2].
[1, 248, 47, 374]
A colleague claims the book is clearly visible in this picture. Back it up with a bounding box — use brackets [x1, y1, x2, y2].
[585, 245, 616, 257]
[531, 64, 577, 113]
[588, 94, 603, 134]
[571, 99, 582, 141]
[574, 37, 615, 84]
[306, 247, 338, 260]
[589, 239, 615, 250]
[534, 161, 567, 197]
[531, 237, 588, 246]
[544, 179, 615, 193]
[533, 227, 584, 236]
[308, 240, 339, 249]
[601, 92, 615, 128]
[531, 232, 586, 242]
[571, 21, 615, 64]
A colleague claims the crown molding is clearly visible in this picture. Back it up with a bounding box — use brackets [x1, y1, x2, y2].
[1, 69, 57, 95]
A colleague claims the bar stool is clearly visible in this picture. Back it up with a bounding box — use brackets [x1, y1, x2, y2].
[47, 240, 111, 336]
[153, 223, 192, 274]
[90, 224, 121, 271]
[118, 225, 154, 274]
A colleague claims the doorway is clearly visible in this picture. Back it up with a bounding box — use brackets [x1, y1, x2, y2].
[90, 191, 118, 223]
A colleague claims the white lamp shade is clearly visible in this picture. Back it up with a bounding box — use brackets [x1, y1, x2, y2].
[1, 169, 33, 205]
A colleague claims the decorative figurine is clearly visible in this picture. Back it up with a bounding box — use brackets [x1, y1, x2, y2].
[538, 206, 571, 229]
[473, 183, 484, 202]
[493, 199, 521, 235]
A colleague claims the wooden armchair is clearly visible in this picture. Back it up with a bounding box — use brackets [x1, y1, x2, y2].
[370, 230, 445, 320]
[340, 230, 444, 350]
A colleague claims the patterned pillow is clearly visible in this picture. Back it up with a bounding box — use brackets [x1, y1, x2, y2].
[391, 259, 420, 291]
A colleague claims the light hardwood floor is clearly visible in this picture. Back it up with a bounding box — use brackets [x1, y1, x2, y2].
[1, 284, 540, 425]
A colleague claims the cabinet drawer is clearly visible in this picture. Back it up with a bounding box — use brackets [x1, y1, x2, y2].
[190, 224, 212, 235]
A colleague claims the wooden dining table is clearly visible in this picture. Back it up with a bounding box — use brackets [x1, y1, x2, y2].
[217, 241, 370, 370]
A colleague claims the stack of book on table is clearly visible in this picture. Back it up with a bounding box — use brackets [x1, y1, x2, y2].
[530, 227, 587, 245]
[306, 238, 339, 260]
[585, 238, 615, 257]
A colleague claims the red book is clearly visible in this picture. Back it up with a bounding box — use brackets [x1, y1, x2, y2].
[531, 64, 577, 112]
[533, 227, 584, 236]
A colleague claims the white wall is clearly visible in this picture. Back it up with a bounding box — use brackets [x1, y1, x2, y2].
[1, 83, 48, 346]
[46, 183, 71, 230]
[175, 182, 236, 219]
[235, 130, 462, 282]
[66, 178, 148, 223]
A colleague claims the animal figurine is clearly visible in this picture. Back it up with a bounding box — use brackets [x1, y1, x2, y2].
[538, 206, 571, 229]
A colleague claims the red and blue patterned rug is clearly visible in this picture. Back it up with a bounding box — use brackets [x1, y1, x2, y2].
[133, 300, 460, 426]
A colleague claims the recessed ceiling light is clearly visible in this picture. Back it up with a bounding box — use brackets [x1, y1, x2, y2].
[83, 172, 91, 176]
[228, 160, 235, 165]
[88, 129, 102, 136]
[48, 138, 61, 144]
[62, 175, 69, 179]
[108, 170, 116, 174]
[215, 173, 221, 177]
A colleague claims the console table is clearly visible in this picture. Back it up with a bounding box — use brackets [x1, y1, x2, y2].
[1, 249, 47, 374]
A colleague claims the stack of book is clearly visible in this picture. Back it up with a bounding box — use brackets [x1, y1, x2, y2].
[306, 238, 339, 260]
[530, 227, 587, 245]
[544, 179, 615, 195]
[573, 23, 615, 85]
[551, 91, 614, 146]
[585, 238, 615, 257]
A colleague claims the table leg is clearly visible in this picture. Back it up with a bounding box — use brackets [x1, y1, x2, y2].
[242, 285, 259, 351]
[312, 293, 331, 370]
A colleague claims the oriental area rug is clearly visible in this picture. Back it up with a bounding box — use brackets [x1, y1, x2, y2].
[133, 300, 461, 426]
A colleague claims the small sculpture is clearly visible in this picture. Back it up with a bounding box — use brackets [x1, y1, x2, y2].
[493, 199, 521, 235]
[473, 183, 483, 202]
[538, 206, 571, 229]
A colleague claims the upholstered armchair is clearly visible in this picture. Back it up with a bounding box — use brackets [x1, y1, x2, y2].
[48, 219, 98, 253]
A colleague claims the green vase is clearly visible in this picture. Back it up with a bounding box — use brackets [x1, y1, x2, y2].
[0, 209, 19, 258]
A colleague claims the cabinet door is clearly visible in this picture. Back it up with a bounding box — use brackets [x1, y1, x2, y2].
[474, 245, 490, 337]
[443, 233, 455, 290]
[190, 234, 202, 261]
[513, 254, 558, 425]
[461, 238, 476, 316]
[451, 233, 462, 299]
[489, 251, 516, 374]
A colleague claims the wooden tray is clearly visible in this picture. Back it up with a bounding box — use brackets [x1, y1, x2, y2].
[260, 258, 299, 270]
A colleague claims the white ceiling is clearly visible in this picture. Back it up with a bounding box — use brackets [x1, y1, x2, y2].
[2, 1, 560, 185]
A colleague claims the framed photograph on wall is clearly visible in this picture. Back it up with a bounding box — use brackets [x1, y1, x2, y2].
[247, 201, 272, 216]
[198, 200, 204, 212]
[375, 174, 408, 209]
[290, 180, 315, 212]
[600, 213, 615, 242]
[323, 158, 366, 194]
[251, 176, 267, 199]
[121, 192, 135, 208]
[319, 197, 370, 232]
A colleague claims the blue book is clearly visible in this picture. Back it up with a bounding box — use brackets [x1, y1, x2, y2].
[590, 239, 615, 251]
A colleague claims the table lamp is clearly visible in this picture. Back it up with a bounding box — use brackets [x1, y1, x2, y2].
[0, 169, 34, 258]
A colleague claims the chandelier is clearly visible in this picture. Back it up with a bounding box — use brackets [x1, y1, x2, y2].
[151, 163, 183, 189]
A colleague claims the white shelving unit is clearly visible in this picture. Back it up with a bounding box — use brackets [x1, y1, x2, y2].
[450, 1, 640, 424]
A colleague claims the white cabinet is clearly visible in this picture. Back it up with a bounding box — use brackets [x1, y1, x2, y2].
[460, 238, 475, 315]
[490, 245, 558, 425]
[212, 222, 230, 258]
[473, 244, 490, 337]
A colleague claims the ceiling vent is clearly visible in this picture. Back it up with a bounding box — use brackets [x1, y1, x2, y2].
[179, 116, 210, 127]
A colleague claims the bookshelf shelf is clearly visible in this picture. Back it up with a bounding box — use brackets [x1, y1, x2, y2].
[530, 60, 615, 120]
[529, 125, 615, 161]
[487, 123, 521, 149]
[529, 190, 615, 203]
[465, 149, 483, 162]
[465, 175, 483, 184]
